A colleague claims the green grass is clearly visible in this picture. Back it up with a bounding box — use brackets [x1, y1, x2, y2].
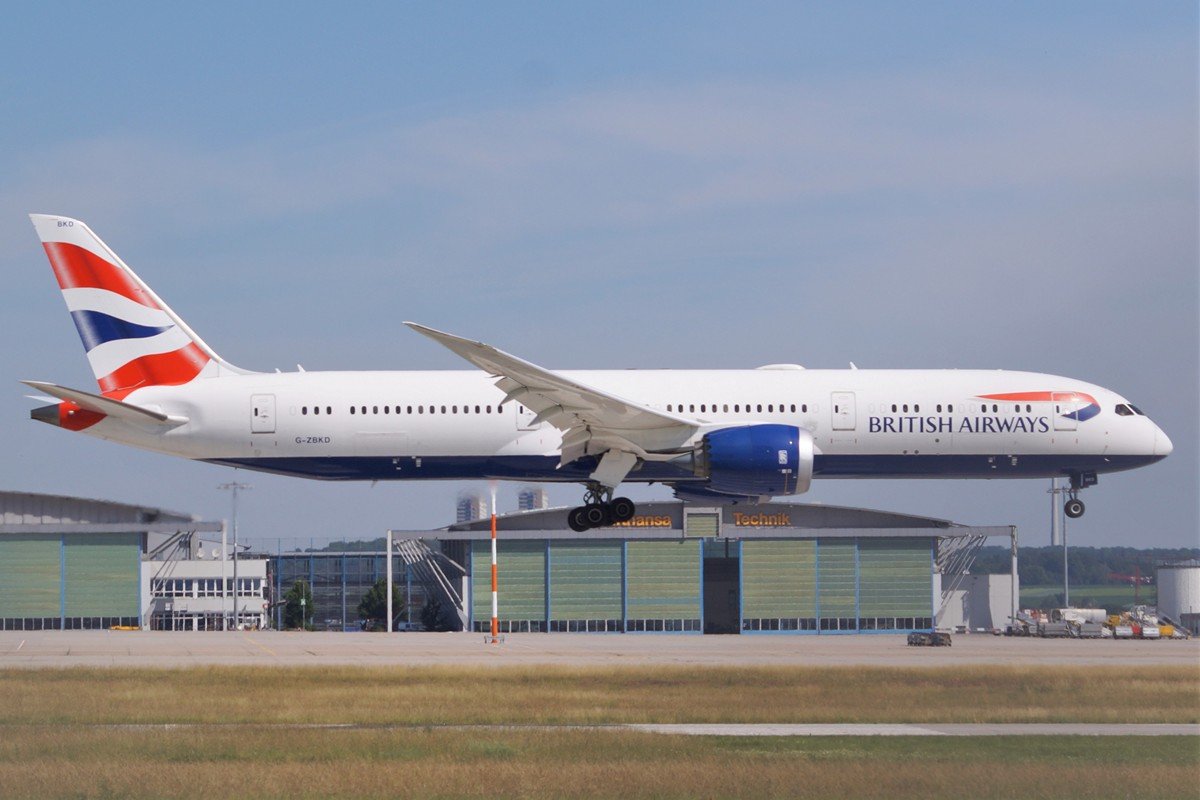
[0, 729, 1195, 799]
[1, 665, 1196, 798]
[1020, 583, 1156, 611]
[2, 665, 1197, 725]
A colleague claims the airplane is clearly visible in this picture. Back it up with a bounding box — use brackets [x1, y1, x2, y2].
[23, 214, 1172, 532]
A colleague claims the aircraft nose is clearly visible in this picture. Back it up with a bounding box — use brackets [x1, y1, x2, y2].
[1154, 427, 1173, 457]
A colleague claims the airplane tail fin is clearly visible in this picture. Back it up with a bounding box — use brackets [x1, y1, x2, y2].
[28, 214, 249, 399]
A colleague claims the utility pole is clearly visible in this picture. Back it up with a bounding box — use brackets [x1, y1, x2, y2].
[218, 482, 252, 629]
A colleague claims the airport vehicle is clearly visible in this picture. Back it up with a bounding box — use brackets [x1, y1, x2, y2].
[23, 215, 1172, 531]
[907, 631, 952, 646]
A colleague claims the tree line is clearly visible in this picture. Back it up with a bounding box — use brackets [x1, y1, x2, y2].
[278, 578, 456, 631]
[972, 546, 1198, 586]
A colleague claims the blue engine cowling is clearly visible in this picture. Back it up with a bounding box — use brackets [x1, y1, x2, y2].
[697, 424, 814, 497]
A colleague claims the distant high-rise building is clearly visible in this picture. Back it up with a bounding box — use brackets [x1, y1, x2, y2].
[518, 486, 549, 512]
[456, 492, 487, 523]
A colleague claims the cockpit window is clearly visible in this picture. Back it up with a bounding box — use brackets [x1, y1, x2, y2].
[1115, 404, 1134, 416]
[1130, 405, 1145, 416]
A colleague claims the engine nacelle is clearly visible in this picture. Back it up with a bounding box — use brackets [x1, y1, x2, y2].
[696, 424, 814, 497]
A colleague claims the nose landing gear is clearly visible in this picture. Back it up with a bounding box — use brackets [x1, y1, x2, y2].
[1063, 471, 1097, 519]
[567, 484, 636, 532]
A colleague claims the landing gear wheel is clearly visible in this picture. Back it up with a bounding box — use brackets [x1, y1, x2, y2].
[568, 507, 590, 532]
[610, 497, 636, 523]
[583, 503, 609, 528]
[1064, 498, 1085, 519]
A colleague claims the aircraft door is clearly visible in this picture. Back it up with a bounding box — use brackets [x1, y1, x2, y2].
[251, 394, 276, 434]
[831, 391, 856, 431]
[1052, 392, 1078, 432]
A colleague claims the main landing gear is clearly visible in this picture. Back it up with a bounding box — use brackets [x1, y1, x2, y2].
[1064, 471, 1098, 519]
[568, 484, 636, 532]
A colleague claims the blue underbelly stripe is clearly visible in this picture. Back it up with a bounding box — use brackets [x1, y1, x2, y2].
[201, 453, 1163, 482]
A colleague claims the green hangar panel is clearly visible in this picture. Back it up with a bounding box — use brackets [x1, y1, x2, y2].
[471, 540, 546, 631]
[858, 538, 934, 630]
[549, 540, 622, 630]
[741, 540, 816, 626]
[625, 540, 701, 631]
[0, 531, 140, 626]
[64, 533, 140, 618]
[0, 534, 61, 618]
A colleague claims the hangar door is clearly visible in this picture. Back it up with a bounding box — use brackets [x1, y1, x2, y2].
[0, 532, 140, 627]
[741, 540, 817, 631]
[549, 540, 622, 631]
[0, 534, 61, 620]
[64, 533, 139, 619]
[741, 537, 934, 634]
[470, 540, 545, 632]
[625, 540, 701, 631]
[858, 538, 933, 630]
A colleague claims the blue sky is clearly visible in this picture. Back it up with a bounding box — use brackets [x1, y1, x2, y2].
[1, 3, 1196, 548]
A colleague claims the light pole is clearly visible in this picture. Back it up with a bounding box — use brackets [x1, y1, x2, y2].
[218, 482, 252, 629]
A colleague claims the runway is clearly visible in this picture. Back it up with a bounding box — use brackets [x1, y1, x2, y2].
[628, 723, 1200, 736]
[4, 721, 1194, 736]
[1, 629, 1196, 668]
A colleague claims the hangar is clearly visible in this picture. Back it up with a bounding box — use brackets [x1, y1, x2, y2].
[0, 491, 242, 630]
[395, 501, 1015, 635]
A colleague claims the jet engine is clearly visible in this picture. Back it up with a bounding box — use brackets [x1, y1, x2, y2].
[693, 424, 814, 497]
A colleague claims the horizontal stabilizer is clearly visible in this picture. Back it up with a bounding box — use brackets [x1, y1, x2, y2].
[20, 380, 187, 426]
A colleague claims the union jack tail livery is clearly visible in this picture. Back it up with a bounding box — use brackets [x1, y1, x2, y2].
[28, 214, 244, 400]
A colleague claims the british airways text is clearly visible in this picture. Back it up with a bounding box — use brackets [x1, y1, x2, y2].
[868, 415, 1051, 434]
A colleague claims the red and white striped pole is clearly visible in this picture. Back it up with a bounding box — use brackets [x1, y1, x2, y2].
[489, 484, 499, 644]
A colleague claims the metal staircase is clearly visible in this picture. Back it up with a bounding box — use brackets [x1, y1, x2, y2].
[393, 538, 468, 630]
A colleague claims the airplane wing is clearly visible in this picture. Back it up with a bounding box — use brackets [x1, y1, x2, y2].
[404, 323, 700, 487]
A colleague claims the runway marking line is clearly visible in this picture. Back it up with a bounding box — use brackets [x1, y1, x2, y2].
[241, 632, 278, 659]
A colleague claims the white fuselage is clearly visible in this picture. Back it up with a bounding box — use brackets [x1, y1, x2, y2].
[69, 367, 1170, 487]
